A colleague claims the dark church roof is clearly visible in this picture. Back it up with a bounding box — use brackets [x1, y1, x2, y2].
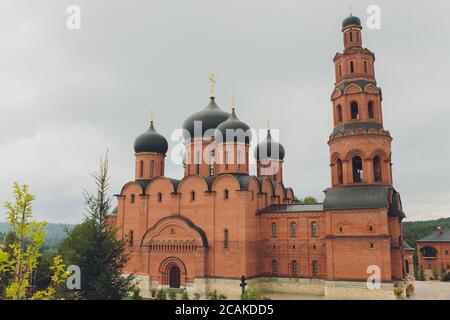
[134, 121, 168, 154]
[342, 14, 362, 29]
[323, 186, 405, 218]
[258, 203, 324, 214]
[417, 229, 450, 243]
[403, 241, 415, 251]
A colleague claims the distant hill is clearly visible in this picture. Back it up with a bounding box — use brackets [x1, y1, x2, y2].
[403, 217, 450, 250]
[0, 222, 76, 250]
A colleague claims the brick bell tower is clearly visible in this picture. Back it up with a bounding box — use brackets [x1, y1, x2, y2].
[323, 14, 406, 283]
[329, 14, 392, 187]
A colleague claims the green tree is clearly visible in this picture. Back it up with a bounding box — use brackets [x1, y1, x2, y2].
[59, 153, 135, 300]
[0, 183, 68, 300]
[299, 197, 318, 204]
[417, 266, 426, 281]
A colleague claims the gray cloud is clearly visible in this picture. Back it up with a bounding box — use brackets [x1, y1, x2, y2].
[0, 0, 449, 223]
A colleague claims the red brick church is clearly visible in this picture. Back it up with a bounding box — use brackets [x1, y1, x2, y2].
[108, 14, 409, 299]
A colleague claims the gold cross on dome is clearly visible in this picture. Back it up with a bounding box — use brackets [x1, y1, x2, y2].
[149, 108, 155, 122]
[232, 96, 236, 110]
[208, 74, 216, 98]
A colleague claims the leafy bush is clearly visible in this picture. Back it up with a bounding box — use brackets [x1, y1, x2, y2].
[393, 287, 404, 299]
[241, 287, 269, 300]
[193, 293, 201, 300]
[441, 272, 450, 282]
[206, 290, 226, 300]
[155, 289, 167, 300]
[168, 291, 177, 300]
[131, 287, 143, 300]
[180, 288, 189, 300]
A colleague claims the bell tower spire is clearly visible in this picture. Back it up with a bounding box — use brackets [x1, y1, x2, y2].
[328, 14, 393, 187]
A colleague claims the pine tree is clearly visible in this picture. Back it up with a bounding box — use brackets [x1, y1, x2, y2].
[59, 153, 135, 299]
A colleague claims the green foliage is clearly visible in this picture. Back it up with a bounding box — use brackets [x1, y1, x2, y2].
[193, 292, 201, 300]
[393, 287, 404, 299]
[441, 272, 450, 282]
[417, 266, 426, 281]
[206, 290, 226, 300]
[155, 289, 167, 300]
[241, 286, 269, 300]
[58, 153, 135, 300]
[0, 183, 68, 300]
[180, 288, 189, 300]
[431, 266, 440, 280]
[168, 291, 177, 300]
[131, 287, 143, 300]
[298, 197, 318, 204]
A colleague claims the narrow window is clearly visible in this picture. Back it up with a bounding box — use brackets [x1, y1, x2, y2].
[311, 222, 318, 237]
[191, 191, 196, 201]
[368, 101, 375, 119]
[292, 260, 298, 277]
[338, 64, 342, 77]
[128, 230, 134, 246]
[350, 61, 355, 73]
[337, 159, 343, 184]
[349, 31, 353, 41]
[209, 151, 215, 176]
[237, 151, 241, 170]
[350, 101, 359, 119]
[370, 243, 375, 249]
[369, 224, 374, 232]
[158, 192, 162, 202]
[364, 60, 368, 73]
[446, 250, 449, 255]
[130, 194, 135, 203]
[150, 160, 155, 178]
[140, 160, 144, 177]
[356, 31, 360, 42]
[291, 222, 297, 238]
[272, 260, 278, 276]
[352, 156, 363, 183]
[196, 151, 200, 175]
[225, 151, 229, 170]
[271, 222, 278, 238]
[224, 229, 229, 249]
[224, 189, 229, 200]
[312, 261, 319, 277]
[337, 104, 343, 122]
[373, 156, 382, 182]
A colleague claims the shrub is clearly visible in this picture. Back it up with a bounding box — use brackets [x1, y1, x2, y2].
[206, 290, 218, 300]
[168, 291, 177, 300]
[193, 293, 201, 300]
[131, 287, 143, 300]
[441, 272, 450, 282]
[417, 266, 426, 281]
[393, 287, 404, 299]
[155, 289, 167, 300]
[241, 286, 268, 300]
[180, 289, 189, 300]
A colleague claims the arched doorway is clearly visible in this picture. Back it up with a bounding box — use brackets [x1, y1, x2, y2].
[169, 265, 181, 288]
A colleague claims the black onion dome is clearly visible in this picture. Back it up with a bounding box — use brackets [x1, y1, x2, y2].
[134, 121, 168, 154]
[215, 109, 252, 144]
[254, 129, 285, 161]
[182, 97, 230, 140]
[342, 14, 361, 29]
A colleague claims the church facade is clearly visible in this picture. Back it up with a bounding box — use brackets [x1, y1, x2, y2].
[108, 14, 408, 299]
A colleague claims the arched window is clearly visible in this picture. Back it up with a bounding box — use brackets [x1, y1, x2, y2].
[349, 31, 353, 41]
[271, 222, 278, 238]
[373, 156, 382, 182]
[338, 64, 342, 77]
[224, 189, 229, 200]
[312, 261, 319, 277]
[224, 229, 229, 249]
[338, 222, 344, 233]
[291, 260, 298, 277]
[237, 151, 241, 170]
[350, 101, 359, 119]
[405, 259, 410, 274]
[364, 60, 368, 73]
[196, 151, 201, 175]
[139, 160, 144, 177]
[368, 101, 375, 119]
[128, 230, 133, 246]
[130, 194, 135, 203]
[352, 156, 363, 183]
[337, 159, 343, 184]
[150, 160, 155, 178]
[420, 246, 437, 258]
[272, 260, 278, 275]
[225, 151, 229, 170]
[350, 61, 355, 73]
[337, 104, 343, 122]
[291, 222, 297, 238]
[158, 192, 162, 202]
[311, 222, 318, 237]
[191, 191, 196, 201]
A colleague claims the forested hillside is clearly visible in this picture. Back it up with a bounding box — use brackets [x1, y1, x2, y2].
[403, 217, 450, 249]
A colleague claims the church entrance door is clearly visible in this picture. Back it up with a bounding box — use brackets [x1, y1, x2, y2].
[169, 266, 181, 288]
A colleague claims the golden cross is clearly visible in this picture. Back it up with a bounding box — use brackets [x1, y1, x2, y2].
[232, 96, 236, 110]
[149, 108, 155, 122]
[208, 74, 216, 98]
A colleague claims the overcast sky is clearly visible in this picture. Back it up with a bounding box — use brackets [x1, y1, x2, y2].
[1, 0, 449, 224]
